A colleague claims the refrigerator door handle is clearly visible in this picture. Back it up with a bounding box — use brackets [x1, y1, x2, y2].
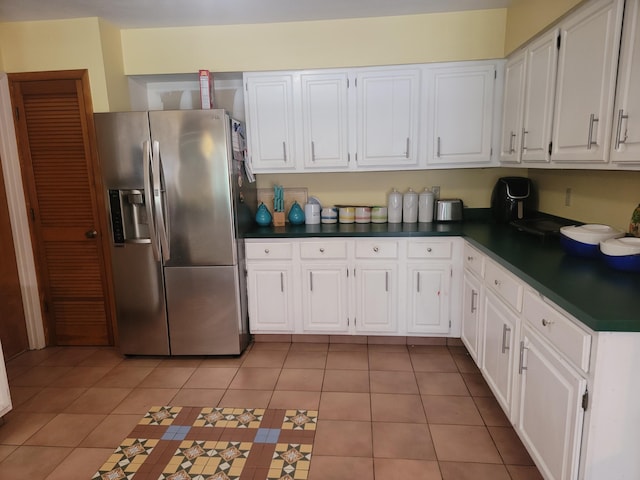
[143, 140, 161, 261]
[152, 140, 171, 262]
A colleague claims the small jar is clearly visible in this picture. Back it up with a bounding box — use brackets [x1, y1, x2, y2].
[339, 207, 355, 223]
[355, 206, 371, 223]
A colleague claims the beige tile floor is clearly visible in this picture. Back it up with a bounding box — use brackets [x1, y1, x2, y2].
[0, 339, 544, 479]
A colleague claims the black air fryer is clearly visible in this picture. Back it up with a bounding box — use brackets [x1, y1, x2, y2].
[491, 177, 536, 223]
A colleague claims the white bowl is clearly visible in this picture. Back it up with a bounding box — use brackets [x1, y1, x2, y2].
[600, 237, 640, 256]
[559, 224, 624, 245]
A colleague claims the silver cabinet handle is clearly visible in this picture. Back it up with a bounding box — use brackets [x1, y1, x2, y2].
[508, 131, 516, 154]
[519, 340, 528, 374]
[426, 247, 432, 253]
[373, 246, 379, 253]
[587, 113, 599, 150]
[385, 271, 389, 292]
[264, 248, 270, 254]
[521, 128, 528, 153]
[283, 141, 287, 162]
[280, 272, 284, 292]
[471, 290, 478, 313]
[615, 109, 629, 150]
[501, 324, 511, 354]
[417, 272, 421, 293]
[542, 318, 554, 327]
[405, 137, 410, 159]
[494, 279, 501, 286]
[310, 271, 313, 292]
[467, 255, 474, 262]
[311, 141, 316, 162]
[437, 136, 442, 157]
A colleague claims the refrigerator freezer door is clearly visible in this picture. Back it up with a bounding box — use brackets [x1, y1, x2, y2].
[165, 266, 247, 355]
[111, 243, 169, 355]
[149, 110, 236, 267]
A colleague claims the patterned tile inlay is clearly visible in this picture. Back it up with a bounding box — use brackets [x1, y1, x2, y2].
[92, 438, 158, 480]
[92, 407, 317, 480]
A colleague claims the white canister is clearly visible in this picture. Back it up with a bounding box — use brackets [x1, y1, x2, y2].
[321, 206, 338, 224]
[355, 206, 371, 223]
[371, 206, 388, 223]
[304, 203, 321, 225]
[418, 188, 435, 223]
[387, 188, 403, 224]
[339, 207, 355, 223]
[403, 188, 418, 223]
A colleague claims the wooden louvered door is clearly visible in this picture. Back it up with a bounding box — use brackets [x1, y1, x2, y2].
[9, 70, 115, 346]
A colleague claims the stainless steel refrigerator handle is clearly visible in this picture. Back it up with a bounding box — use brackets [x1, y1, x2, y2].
[152, 140, 170, 262]
[142, 140, 161, 262]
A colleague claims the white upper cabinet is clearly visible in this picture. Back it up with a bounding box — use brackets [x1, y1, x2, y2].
[551, 0, 624, 164]
[300, 71, 350, 170]
[521, 29, 559, 164]
[427, 63, 498, 166]
[355, 68, 421, 169]
[611, 0, 640, 165]
[500, 51, 526, 164]
[244, 73, 297, 172]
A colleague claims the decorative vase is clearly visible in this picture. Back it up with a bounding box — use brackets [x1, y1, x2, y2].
[288, 201, 305, 225]
[255, 202, 272, 226]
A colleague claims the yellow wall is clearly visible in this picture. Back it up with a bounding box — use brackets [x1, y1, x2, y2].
[529, 169, 640, 232]
[256, 168, 523, 209]
[504, 0, 582, 54]
[121, 10, 507, 74]
[0, 17, 114, 111]
[97, 19, 130, 112]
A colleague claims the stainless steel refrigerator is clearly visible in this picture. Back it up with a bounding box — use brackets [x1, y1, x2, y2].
[94, 109, 256, 355]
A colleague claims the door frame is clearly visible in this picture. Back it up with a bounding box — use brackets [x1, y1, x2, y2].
[0, 73, 44, 349]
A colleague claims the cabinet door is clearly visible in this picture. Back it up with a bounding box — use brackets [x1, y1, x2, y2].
[500, 51, 526, 164]
[517, 326, 586, 480]
[354, 263, 398, 333]
[521, 29, 559, 164]
[406, 263, 451, 334]
[246, 264, 294, 332]
[301, 264, 349, 332]
[611, 0, 640, 164]
[355, 69, 421, 168]
[300, 72, 350, 170]
[428, 64, 496, 165]
[244, 74, 297, 172]
[551, 0, 624, 163]
[481, 290, 517, 416]
[461, 272, 482, 363]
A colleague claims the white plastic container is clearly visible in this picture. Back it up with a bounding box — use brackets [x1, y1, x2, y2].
[418, 188, 435, 223]
[387, 188, 403, 224]
[403, 188, 418, 223]
[304, 203, 320, 224]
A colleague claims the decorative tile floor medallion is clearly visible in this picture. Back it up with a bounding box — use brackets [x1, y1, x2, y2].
[92, 407, 316, 480]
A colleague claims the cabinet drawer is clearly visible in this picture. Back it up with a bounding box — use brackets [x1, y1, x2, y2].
[464, 242, 485, 278]
[355, 240, 398, 259]
[245, 242, 293, 260]
[523, 291, 591, 373]
[485, 260, 524, 311]
[300, 241, 348, 259]
[407, 240, 452, 259]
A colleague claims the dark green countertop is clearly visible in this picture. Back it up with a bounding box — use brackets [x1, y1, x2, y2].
[245, 218, 640, 333]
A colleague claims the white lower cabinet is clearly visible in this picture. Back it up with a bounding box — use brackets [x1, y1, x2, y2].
[354, 262, 398, 333]
[0, 340, 12, 417]
[517, 324, 586, 480]
[245, 237, 459, 336]
[481, 289, 518, 418]
[246, 264, 295, 333]
[245, 242, 295, 333]
[461, 271, 482, 362]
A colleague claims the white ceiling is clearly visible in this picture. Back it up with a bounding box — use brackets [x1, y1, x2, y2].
[0, 0, 512, 29]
